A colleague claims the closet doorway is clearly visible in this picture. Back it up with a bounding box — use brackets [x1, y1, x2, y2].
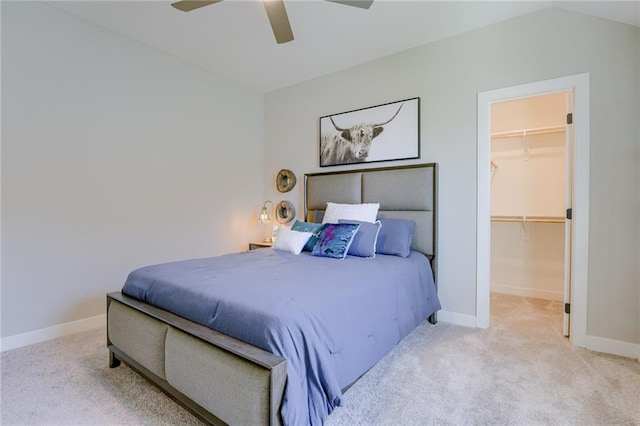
[477, 73, 590, 348]
[490, 92, 572, 336]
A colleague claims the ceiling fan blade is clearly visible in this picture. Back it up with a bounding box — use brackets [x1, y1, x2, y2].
[325, 0, 373, 9]
[263, 0, 294, 44]
[171, 0, 223, 12]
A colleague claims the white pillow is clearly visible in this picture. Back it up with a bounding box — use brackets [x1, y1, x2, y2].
[272, 228, 313, 255]
[322, 202, 380, 224]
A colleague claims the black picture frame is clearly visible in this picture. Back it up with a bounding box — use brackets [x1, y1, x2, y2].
[319, 97, 420, 167]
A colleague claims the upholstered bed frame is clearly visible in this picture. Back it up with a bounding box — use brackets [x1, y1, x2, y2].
[106, 163, 438, 425]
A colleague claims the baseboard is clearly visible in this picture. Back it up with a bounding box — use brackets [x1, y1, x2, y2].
[0, 314, 106, 352]
[491, 284, 563, 301]
[584, 334, 640, 361]
[437, 310, 477, 328]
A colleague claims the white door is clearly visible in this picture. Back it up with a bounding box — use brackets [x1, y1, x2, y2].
[563, 91, 574, 336]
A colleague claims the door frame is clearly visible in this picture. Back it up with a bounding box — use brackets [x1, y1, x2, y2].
[476, 73, 589, 348]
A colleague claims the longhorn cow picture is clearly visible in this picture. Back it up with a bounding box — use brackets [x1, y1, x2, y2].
[319, 97, 420, 167]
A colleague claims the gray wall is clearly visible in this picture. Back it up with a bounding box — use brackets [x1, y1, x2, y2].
[1, 2, 264, 338]
[264, 8, 640, 344]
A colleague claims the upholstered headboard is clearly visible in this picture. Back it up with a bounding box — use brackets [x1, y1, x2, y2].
[304, 163, 438, 259]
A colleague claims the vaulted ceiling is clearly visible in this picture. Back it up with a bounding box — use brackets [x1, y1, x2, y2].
[50, 1, 640, 93]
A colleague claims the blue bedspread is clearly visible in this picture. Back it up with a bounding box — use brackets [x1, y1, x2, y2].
[122, 248, 440, 425]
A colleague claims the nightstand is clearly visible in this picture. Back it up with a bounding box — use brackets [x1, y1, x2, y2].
[249, 242, 273, 250]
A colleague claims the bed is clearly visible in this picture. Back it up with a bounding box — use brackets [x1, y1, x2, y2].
[107, 163, 439, 425]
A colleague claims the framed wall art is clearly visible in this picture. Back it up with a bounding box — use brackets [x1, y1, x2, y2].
[319, 97, 420, 167]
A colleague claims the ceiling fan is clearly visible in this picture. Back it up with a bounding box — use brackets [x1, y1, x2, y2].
[171, 0, 374, 44]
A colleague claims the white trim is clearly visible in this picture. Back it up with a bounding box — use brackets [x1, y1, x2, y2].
[0, 314, 106, 352]
[438, 310, 477, 328]
[477, 90, 492, 329]
[584, 335, 640, 361]
[477, 73, 590, 345]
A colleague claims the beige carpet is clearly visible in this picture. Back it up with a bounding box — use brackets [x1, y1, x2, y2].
[1, 293, 639, 425]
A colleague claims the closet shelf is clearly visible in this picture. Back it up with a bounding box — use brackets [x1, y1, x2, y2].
[491, 125, 565, 140]
[491, 215, 565, 224]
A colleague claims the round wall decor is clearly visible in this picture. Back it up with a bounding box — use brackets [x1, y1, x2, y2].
[275, 200, 295, 224]
[276, 169, 296, 193]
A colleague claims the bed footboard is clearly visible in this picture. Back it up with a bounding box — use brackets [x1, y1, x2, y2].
[106, 292, 287, 426]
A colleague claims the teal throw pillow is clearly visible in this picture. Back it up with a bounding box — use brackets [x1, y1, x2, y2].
[291, 220, 324, 251]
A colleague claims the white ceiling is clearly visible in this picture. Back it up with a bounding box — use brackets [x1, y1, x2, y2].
[49, 0, 640, 93]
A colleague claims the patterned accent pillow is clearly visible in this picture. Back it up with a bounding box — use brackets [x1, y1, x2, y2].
[339, 219, 382, 258]
[311, 223, 360, 259]
[291, 220, 324, 251]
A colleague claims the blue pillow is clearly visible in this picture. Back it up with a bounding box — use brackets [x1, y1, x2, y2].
[376, 219, 415, 257]
[291, 220, 324, 251]
[311, 223, 360, 259]
[339, 219, 382, 258]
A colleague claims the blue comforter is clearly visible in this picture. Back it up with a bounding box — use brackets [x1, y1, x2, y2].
[122, 248, 440, 425]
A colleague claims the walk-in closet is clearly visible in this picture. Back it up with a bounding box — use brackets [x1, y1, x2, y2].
[490, 91, 572, 333]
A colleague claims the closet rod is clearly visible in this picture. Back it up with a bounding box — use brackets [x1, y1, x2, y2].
[491, 125, 565, 140]
[491, 215, 565, 224]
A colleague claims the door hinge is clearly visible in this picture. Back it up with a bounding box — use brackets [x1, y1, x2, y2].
[564, 303, 571, 314]
[566, 208, 572, 220]
[567, 113, 573, 125]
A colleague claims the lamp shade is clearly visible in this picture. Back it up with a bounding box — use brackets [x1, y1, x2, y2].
[258, 201, 273, 224]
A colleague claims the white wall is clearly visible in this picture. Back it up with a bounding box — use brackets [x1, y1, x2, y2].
[491, 134, 566, 218]
[490, 132, 566, 301]
[490, 94, 566, 301]
[1, 2, 264, 342]
[264, 8, 640, 345]
[491, 222, 565, 301]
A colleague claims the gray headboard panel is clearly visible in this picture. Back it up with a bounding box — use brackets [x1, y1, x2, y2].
[306, 172, 362, 208]
[304, 163, 438, 258]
